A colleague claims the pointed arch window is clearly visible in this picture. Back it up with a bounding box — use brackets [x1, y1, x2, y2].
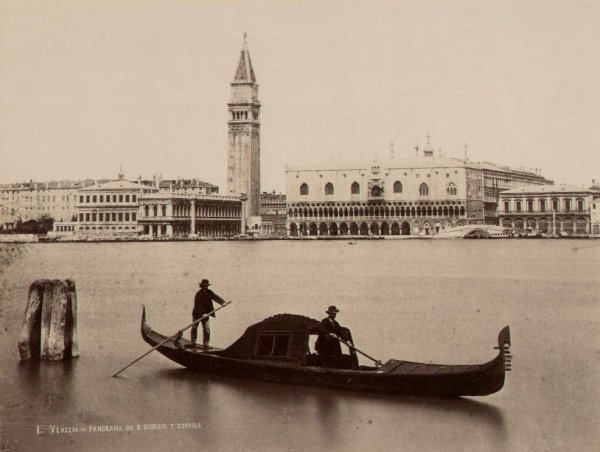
[351, 182, 360, 195]
[447, 182, 457, 196]
[419, 183, 429, 196]
[300, 183, 309, 196]
[393, 181, 403, 193]
[371, 185, 382, 197]
[325, 183, 334, 195]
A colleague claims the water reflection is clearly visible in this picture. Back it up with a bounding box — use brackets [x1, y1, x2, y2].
[1, 359, 77, 441]
[17, 360, 76, 412]
[154, 367, 506, 444]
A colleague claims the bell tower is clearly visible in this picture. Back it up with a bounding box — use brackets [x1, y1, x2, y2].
[227, 34, 261, 230]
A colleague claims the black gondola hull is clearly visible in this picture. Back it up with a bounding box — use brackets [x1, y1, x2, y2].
[141, 309, 511, 397]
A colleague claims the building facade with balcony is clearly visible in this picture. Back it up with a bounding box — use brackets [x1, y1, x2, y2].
[498, 184, 600, 236]
[260, 191, 287, 236]
[476, 162, 553, 224]
[138, 193, 243, 238]
[285, 139, 551, 236]
[73, 174, 157, 236]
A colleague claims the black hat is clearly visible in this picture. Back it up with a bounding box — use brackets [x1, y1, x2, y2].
[199, 279, 211, 287]
[326, 305, 340, 314]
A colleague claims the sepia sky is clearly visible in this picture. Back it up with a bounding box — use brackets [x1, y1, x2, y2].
[1, 0, 599, 192]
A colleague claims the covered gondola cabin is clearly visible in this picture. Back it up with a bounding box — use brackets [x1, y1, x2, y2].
[220, 314, 357, 369]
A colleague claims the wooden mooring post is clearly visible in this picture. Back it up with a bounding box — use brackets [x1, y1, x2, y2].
[18, 279, 79, 361]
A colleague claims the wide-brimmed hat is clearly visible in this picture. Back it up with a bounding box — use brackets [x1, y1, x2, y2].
[199, 279, 211, 287]
[326, 305, 340, 314]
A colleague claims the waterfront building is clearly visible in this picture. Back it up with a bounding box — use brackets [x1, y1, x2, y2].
[73, 172, 157, 236]
[137, 193, 242, 238]
[592, 193, 600, 236]
[159, 178, 219, 195]
[0, 179, 96, 229]
[227, 34, 261, 233]
[285, 137, 551, 236]
[498, 184, 600, 236]
[260, 191, 287, 236]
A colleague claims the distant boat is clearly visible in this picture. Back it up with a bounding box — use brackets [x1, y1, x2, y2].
[141, 308, 512, 397]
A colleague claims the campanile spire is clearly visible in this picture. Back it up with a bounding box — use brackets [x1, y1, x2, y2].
[233, 33, 256, 83]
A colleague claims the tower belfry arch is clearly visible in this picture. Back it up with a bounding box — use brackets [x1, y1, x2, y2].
[227, 34, 261, 232]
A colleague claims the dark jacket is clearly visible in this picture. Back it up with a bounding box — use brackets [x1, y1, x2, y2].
[193, 288, 225, 318]
[315, 317, 343, 357]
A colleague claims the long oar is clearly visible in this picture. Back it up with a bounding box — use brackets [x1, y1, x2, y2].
[333, 335, 383, 367]
[112, 301, 232, 377]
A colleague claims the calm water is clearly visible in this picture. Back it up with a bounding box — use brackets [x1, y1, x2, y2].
[0, 240, 599, 452]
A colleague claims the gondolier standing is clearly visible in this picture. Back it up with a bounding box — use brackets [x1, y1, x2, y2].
[191, 279, 225, 346]
[316, 306, 346, 366]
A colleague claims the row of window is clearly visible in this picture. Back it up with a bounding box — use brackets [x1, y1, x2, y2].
[299, 182, 457, 196]
[1, 195, 63, 202]
[55, 225, 76, 232]
[231, 110, 259, 121]
[6, 205, 68, 211]
[78, 212, 137, 222]
[289, 204, 466, 218]
[503, 198, 585, 213]
[501, 218, 588, 233]
[142, 204, 240, 218]
[79, 194, 137, 204]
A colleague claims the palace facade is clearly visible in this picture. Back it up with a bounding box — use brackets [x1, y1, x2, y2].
[285, 140, 551, 236]
[137, 193, 242, 238]
[498, 184, 600, 236]
[73, 173, 157, 236]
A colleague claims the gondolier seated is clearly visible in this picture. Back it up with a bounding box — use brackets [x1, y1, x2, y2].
[191, 279, 225, 346]
[314, 306, 357, 369]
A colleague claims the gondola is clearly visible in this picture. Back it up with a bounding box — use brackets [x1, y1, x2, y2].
[141, 308, 511, 397]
